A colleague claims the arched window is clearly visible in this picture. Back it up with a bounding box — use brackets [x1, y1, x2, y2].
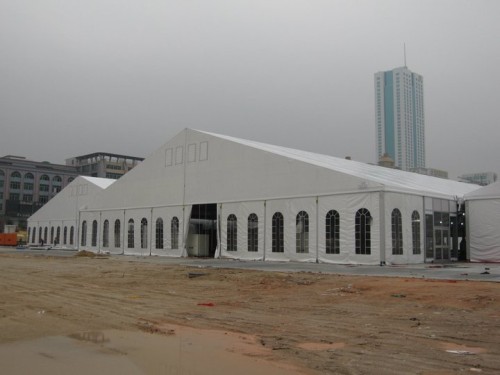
[81, 221, 87, 246]
[272, 212, 284, 253]
[38, 227, 42, 244]
[102, 220, 109, 248]
[156, 218, 164, 249]
[11, 171, 21, 179]
[63, 226, 68, 245]
[56, 226, 61, 245]
[247, 214, 258, 252]
[412, 211, 421, 255]
[296, 211, 309, 253]
[141, 218, 148, 249]
[171, 217, 179, 249]
[355, 209, 371, 255]
[44, 227, 48, 243]
[52, 176, 62, 183]
[68, 177, 75, 183]
[392, 209, 403, 255]
[91, 220, 98, 247]
[24, 173, 34, 180]
[326, 210, 340, 254]
[32, 227, 36, 244]
[70, 226, 74, 245]
[127, 219, 134, 248]
[50, 227, 55, 244]
[114, 219, 121, 248]
[40, 175, 50, 181]
[227, 214, 237, 251]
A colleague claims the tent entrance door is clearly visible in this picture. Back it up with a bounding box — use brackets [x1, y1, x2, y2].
[186, 204, 218, 258]
[434, 227, 450, 261]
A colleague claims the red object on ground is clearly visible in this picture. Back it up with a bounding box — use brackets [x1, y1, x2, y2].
[0, 233, 17, 246]
[197, 302, 215, 307]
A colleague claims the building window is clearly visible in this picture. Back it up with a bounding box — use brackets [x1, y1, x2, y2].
[39, 196, 48, 203]
[247, 213, 258, 252]
[50, 227, 54, 244]
[355, 208, 371, 255]
[114, 219, 121, 248]
[63, 226, 67, 245]
[56, 226, 60, 245]
[52, 176, 62, 184]
[32, 227, 37, 244]
[40, 175, 49, 181]
[91, 220, 98, 246]
[156, 218, 164, 249]
[81, 221, 87, 246]
[24, 182, 34, 190]
[392, 209, 403, 255]
[296, 211, 309, 253]
[39, 185, 49, 192]
[171, 217, 179, 249]
[11, 171, 21, 179]
[141, 218, 148, 249]
[326, 210, 340, 254]
[227, 214, 237, 251]
[127, 219, 134, 248]
[24, 173, 34, 181]
[102, 220, 109, 248]
[10, 181, 21, 190]
[10, 193, 20, 201]
[22, 194, 33, 203]
[412, 211, 421, 255]
[272, 212, 284, 253]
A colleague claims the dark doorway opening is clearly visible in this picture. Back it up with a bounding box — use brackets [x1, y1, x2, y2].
[186, 204, 218, 257]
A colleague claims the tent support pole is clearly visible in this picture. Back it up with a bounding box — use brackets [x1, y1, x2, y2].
[316, 197, 319, 263]
[263, 201, 266, 261]
[379, 191, 386, 265]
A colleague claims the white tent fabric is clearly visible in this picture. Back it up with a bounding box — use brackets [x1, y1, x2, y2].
[30, 129, 481, 264]
[465, 181, 500, 262]
[27, 176, 114, 248]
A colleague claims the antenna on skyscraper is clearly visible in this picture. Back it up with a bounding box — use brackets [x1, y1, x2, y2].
[404, 43, 407, 67]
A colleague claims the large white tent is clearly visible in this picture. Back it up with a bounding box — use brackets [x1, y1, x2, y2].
[28, 129, 479, 264]
[28, 176, 114, 248]
[465, 181, 500, 262]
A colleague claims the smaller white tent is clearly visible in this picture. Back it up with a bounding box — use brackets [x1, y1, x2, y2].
[28, 176, 115, 248]
[465, 181, 500, 262]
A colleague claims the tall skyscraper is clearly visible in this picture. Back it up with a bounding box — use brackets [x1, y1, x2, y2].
[374, 66, 425, 171]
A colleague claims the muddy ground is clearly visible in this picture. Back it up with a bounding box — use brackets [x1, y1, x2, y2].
[0, 252, 499, 374]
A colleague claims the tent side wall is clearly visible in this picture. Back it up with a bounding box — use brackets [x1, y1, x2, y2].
[466, 199, 500, 262]
[218, 192, 382, 265]
[79, 205, 187, 257]
[383, 192, 425, 265]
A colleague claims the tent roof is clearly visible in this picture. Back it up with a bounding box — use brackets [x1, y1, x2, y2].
[199, 130, 480, 199]
[464, 180, 500, 200]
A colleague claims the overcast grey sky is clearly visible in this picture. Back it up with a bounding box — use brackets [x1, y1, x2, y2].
[1, 0, 499, 178]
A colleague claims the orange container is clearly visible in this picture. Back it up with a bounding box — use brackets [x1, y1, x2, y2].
[0, 233, 17, 246]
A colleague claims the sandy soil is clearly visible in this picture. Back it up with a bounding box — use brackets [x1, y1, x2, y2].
[0, 252, 499, 374]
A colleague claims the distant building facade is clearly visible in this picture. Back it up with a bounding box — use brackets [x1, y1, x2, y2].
[375, 66, 425, 171]
[458, 172, 497, 186]
[410, 167, 448, 179]
[66, 153, 144, 179]
[0, 155, 78, 231]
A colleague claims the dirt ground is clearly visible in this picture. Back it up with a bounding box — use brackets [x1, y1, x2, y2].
[0, 252, 499, 374]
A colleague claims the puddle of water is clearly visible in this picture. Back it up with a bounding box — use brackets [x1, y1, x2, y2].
[0, 325, 308, 375]
[439, 341, 486, 355]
